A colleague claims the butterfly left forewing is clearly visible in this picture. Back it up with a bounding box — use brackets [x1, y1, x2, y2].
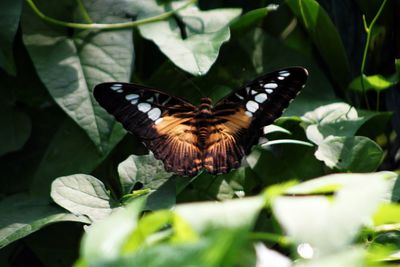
[93, 82, 202, 176]
[203, 67, 308, 174]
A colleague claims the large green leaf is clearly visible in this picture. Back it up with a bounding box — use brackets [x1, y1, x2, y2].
[287, 0, 351, 90]
[51, 174, 118, 222]
[272, 172, 396, 256]
[22, 0, 133, 152]
[0, 0, 22, 75]
[137, 1, 241, 75]
[0, 194, 89, 249]
[314, 136, 383, 172]
[30, 118, 112, 196]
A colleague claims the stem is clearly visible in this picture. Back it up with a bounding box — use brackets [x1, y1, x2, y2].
[76, 0, 93, 24]
[249, 232, 292, 247]
[25, 0, 197, 30]
[359, 0, 388, 110]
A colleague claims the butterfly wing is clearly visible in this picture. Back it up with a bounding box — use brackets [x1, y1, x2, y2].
[203, 67, 308, 174]
[93, 82, 202, 176]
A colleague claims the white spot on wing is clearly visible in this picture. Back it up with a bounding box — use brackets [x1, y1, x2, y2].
[264, 83, 278, 89]
[278, 71, 290, 77]
[235, 93, 244, 100]
[147, 108, 161, 121]
[110, 84, 122, 90]
[147, 97, 154, 103]
[265, 89, 273, 94]
[246, 100, 259, 113]
[138, 102, 151, 113]
[255, 93, 268, 103]
[251, 90, 257, 95]
[117, 89, 123, 93]
[245, 111, 253, 117]
[125, 94, 139, 101]
[155, 118, 163, 124]
[131, 99, 138, 104]
[277, 76, 285, 80]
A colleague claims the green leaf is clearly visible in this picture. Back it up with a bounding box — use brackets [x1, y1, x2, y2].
[349, 74, 398, 92]
[118, 155, 138, 195]
[287, 0, 351, 90]
[51, 174, 117, 222]
[80, 198, 145, 266]
[30, 118, 112, 196]
[118, 153, 172, 196]
[0, 107, 31, 156]
[0, 194, 89, 249]
[137, 1, 241, 75]
[231, 5, 276, 33]
[314, 136, 383, 172]
[302, 103, 385, 145]
[22, 0, 133, 152]
[272, 172, 394, 256]
[0, 0, 22, 75]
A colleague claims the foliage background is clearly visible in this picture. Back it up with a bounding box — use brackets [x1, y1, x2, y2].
[0, 0, 398, 266]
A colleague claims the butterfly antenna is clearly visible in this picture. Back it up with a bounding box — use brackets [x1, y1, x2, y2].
[173, 67, 206, 97]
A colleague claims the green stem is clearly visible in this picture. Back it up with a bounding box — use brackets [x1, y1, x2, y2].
[249, 232, 292, 247]
[76, 0, 93, 24]
[25, 0, 197, 30]
[360, 0, 388, 110]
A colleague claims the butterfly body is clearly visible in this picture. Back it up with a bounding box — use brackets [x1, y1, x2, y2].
[94, 67, 308, 177]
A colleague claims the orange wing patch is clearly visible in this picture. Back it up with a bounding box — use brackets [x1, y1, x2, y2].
[203, 108, 251, 174]
[147, 115, 202, 177]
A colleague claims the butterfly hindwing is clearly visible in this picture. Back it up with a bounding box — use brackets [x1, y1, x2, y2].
[93, 83, 202, 176]
[203, 67, 308, 174]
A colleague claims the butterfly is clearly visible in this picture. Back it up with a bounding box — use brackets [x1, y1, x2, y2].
[93, 67, 308, 177]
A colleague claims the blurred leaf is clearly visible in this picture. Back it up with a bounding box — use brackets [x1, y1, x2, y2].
[80, 198, 145, 266]
[294, 248, 366, 267]
[0, 0, 22, 75]
[175, 196, 263, 232]
[0, 107, 31, 156]
[122, 210, 198, 253]
[0, 194, 89, 249]
[273, 172, 395, 256]
[22, 0, 133, 152]
[137, 1, 241, 75]
[288, 0, 351, 90]
[372, 203, 400, 226]
[349, 74, 398, 92]
[254, 243, 292, 267]
[51, 174, 117, 222]
[314, 136, 383, 172]
[113, 228, 249, 267]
